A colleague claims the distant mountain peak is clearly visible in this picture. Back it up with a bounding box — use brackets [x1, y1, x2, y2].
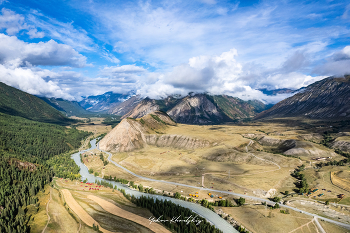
[256, 75, 350, 120]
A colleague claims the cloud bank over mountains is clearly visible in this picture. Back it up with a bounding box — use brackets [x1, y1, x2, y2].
[0, 1, 349, 102]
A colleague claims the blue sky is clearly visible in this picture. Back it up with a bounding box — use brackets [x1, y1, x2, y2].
[0, 0, 349, 102]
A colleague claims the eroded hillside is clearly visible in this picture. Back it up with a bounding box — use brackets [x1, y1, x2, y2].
[99, 111, 210, 152]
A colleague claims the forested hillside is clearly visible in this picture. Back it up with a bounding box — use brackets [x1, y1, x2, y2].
[0, 82, 74, 125]
[0, 113, 90, 163]
[0, 110, 90, 232]
[39, 97, 96, 117]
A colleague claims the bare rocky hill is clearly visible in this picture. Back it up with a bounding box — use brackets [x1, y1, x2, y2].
[99, 111, 209, 152]
[256, 76, 350, 120]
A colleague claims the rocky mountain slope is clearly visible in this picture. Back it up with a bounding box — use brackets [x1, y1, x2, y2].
[99, 111, 209, 152]
[122, 94, 268, 124]
[108, 95, 142, 116]
[121, 96, 181, 119]
[256, 76, 350, 120]
[167, 94, 231, 124]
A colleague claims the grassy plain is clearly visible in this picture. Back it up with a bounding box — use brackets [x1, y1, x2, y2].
[74, 117, 112, 137]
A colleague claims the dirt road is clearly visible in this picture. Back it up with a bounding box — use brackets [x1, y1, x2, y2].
[88, 195, 171, 233]
[42, 188, 52, 233]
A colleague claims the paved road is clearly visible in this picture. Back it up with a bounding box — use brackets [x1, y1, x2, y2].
[98, 142, 350, 231]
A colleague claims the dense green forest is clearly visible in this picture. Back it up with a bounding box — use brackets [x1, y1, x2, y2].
[0, 113, 90, 163]
[46, 151, 82, 180]
[0, 156, 53, 232]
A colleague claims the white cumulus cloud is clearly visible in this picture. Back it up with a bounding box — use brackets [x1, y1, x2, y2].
[0, 34, 88, 67]
[0, 65, 75, 100]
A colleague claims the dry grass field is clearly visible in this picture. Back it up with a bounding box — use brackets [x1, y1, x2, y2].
[78, 118, 349, 201]
[97, 122, 305, 196]
[331, 171, 350, 192]
[54, 178, 164, 233]
[75, 117, 112, 137]
[300, 167, 350, 202]
[216, 205, 348, 233]
[45, 188, 80, 233]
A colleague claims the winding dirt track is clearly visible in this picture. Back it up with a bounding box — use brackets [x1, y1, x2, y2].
[88, 195, 171, 233]
[61, 189, 113, 233]
[42, 188, 52, 233]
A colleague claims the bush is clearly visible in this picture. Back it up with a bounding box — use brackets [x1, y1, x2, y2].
[237, 197, 245, 206]
[174, 192, 181, 199]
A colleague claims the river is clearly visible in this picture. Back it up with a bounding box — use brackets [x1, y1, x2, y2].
[72, 139, 238, 233]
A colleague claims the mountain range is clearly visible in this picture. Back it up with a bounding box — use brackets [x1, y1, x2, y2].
[3, 75, 347, 126]
[79, 91, 135, 112]
[121, 94, 269, 124]
[52, 91, 271, 124]
[256, 75, 350, 120]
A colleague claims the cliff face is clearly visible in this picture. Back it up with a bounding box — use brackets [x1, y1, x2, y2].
[99, 111, 209, 152]
[256, 76, 350, 120]
[145, 134, 210, 149]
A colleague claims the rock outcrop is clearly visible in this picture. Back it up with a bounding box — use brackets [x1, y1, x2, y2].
[331, 140, 350, 153]
[99, 111, 209, 152]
